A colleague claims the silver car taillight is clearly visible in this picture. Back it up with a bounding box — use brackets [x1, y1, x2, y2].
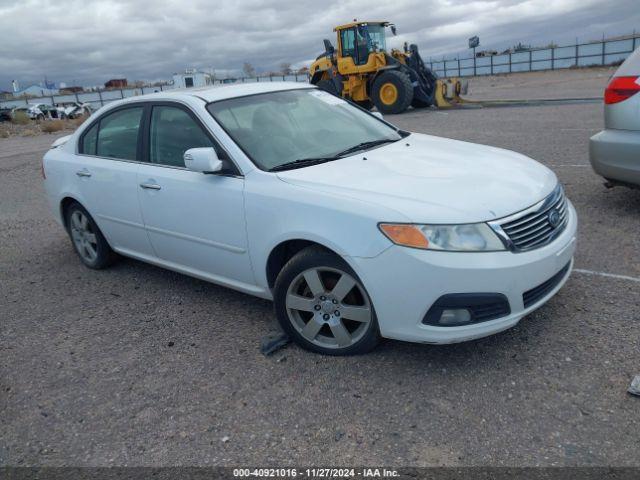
[604, 76, 640, 105]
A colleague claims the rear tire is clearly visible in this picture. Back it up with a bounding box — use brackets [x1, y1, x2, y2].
[274, 246, 380, 355]
[65, 202, 115, 269]
[372, 70, 413, 114]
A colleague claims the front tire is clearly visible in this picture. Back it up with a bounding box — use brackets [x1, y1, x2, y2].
[274, 246, 380, 355]
[372, 70, 413, 114]
[65, 202, 115, 269]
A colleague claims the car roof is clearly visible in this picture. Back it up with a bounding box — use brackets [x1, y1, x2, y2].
[122, 81, 315, 105]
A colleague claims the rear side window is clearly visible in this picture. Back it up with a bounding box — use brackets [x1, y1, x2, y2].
[81, 123, 98, 155]
[340, 28, 356, 58]
[95, 107, 144, 160]
[149, 106, 213, 167]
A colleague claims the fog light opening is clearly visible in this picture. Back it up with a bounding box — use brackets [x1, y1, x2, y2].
[439, 309, 472, 326]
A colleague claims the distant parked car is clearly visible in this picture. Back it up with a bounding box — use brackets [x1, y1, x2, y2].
[38, 104, 67, 119]
[61, 102, 92, 119]
[590, 48, 640, 188]
[13, 105, 45, 120]
[0, 107, 12, 122]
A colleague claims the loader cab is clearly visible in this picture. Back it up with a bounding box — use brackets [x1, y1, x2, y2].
[336, 22, 390, 69]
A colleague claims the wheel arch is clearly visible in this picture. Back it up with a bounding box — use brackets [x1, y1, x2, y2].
[265, 238, 348, 290]
[60, 195, 82, 232]
[369, 63, 401, 84]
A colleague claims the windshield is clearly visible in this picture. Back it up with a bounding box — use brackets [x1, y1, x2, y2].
[207, 89, 401, 171]
[358, 24, 387, 52]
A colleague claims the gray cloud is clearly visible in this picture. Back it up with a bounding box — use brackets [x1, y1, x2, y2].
[1, 0, 638, 89]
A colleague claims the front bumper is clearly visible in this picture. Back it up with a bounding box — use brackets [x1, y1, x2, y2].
[350, 201, 578, 344]
[590, 129, 640, 186]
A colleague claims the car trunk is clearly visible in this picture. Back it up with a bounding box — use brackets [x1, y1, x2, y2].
[605, 48, 640, 131]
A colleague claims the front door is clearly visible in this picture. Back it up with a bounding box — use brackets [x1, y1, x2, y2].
[136, 103, 255, 288]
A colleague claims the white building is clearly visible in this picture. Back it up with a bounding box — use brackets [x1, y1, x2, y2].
[171, 69, 213, 89]
[13, 84, 59, 97]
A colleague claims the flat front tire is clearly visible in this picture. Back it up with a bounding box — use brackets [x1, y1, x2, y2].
[65, 202, 115, 269]
[274, 246, 380, 355]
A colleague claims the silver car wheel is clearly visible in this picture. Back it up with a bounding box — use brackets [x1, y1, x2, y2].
[286, 267, 372, 349]
[70, 210, 98, 263]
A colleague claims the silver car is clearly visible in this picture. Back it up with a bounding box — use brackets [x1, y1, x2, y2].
[590, 47, 640, 188]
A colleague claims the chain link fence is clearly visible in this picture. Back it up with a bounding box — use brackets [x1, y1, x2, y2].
[0, 75, 309, 111]
[428, 34, 639, 78]
[2, 34, 639, 111]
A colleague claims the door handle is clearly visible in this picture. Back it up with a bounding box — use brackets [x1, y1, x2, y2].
[76, 169, 91, 178]
[140, 182, 161, 190]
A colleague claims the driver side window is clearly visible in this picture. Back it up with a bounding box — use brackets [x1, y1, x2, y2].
[340, 28, 356, 59]
[149, 106, 214, 167]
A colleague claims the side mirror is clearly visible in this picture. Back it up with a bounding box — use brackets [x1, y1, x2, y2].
[372, 111, 383, 119]
[184, 147, 223, 174]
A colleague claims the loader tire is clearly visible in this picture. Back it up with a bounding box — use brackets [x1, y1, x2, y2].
[354, 99, 373, 110]
[372, 70, 413, 114]
[411, 97, 432, 109]
[316, 79, 339, 96]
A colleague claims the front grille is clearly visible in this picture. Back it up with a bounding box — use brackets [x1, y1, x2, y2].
[523, 262, 571, 308]
[470, 301, 511, 322]
[492, 185, 568, 252]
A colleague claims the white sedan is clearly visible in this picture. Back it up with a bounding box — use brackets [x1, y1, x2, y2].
[42, 82, 577, 355]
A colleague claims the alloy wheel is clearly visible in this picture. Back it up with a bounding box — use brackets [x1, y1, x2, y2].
[285, 267, 372, 349]
[69, 210, 98, 263]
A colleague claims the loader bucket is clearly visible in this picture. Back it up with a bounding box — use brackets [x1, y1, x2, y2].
[405, 44, 437, 108]
[433, 78, 469, 108]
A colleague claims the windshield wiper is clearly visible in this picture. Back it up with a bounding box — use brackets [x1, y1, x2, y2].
[268, 138, 399, 172]
[333, 138, 399, 157]
[269, 156, 340, 172]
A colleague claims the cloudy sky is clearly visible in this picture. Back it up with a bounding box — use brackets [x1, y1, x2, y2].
[1, 0, 638, 89]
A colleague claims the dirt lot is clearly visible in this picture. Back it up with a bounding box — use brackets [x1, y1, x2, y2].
[464, 66, 616, 100]
[0, 117, 85, 139]
[1, 75, 639, 467]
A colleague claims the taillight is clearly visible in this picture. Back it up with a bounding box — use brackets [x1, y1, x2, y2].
[604, 76, 640, 104]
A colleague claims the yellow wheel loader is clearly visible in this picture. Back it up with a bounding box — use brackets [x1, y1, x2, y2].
[309, 21, 439, 114]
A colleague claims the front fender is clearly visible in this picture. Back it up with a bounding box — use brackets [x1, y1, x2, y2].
[244, 172, 402, 289]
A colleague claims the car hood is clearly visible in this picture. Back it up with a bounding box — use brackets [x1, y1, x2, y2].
[276, 133, 557, 224]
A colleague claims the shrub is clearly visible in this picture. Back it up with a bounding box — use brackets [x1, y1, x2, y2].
[11, 111, 30, 125]
[41, 120, 65, 133]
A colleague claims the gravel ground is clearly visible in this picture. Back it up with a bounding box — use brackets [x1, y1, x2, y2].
[463, 67, 616, 100]
[1, 87, 639, 467]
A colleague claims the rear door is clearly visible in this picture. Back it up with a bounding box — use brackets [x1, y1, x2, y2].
[136, 102, 255, 287]
[76, 104, 155, 257]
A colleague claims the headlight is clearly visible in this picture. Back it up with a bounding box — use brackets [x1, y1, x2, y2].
[379, 223, 505, 252]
